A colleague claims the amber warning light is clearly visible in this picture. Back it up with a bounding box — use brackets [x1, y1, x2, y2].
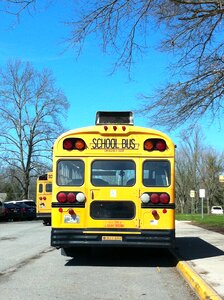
[63, 138, 86, 150]
[144, 139, 167, 151]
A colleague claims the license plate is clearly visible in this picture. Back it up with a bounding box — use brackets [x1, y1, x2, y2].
[102, 236, 122, 241]
[64, 215, 80, 224]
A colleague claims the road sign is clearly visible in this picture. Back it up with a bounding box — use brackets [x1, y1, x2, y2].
[199, 189, 205, 219]
[190, 190, 195, 198]
[199, 189, 205, 198]
[219, 175, 224, 183]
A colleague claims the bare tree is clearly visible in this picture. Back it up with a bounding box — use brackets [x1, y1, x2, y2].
[176, 127, 224, 213]
[199, 149, 224, 212]
[175, 150, 191, 213]
[0, 60, 69, 199]
[176, 128, 203, 213]
[65, 0, 155, 73]
[1, 1, 223, 129]
[0, 0, 36, 16]
[65, 0, 224, 128]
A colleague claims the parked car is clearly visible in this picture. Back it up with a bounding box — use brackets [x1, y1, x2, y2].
[3, 202, 21, 221]
[5, 201, 36, 221]
[211, 206, 223, 215]
[19, 199, 36, 207]
[16, 202, 36, 220]
[0, 201, 5, 221]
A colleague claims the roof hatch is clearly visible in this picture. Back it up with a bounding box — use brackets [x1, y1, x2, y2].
[95, 111, 133, 125]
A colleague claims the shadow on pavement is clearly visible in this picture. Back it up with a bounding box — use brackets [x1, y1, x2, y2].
[65, 247, 177, 268]
[175, 237, 224, 261]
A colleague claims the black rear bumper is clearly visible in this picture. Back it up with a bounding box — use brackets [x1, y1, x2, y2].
[51, 228, 175, 249]
[36, 213, 51, 219]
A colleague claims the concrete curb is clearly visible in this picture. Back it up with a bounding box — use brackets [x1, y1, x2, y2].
[176, 259, 222, 300]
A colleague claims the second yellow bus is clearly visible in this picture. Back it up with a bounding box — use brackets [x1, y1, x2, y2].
[36, 172, 52, 225]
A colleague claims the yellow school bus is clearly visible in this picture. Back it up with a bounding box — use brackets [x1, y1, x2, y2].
[36, 172, 52, 225]
[51, 112, 175, 256]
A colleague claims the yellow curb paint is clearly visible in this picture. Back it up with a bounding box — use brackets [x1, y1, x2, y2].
[177, 261, 222, 300]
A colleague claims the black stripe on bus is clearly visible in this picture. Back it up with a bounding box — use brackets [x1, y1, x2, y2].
[52, 203, 85, 208]
[141, 203, 175, 209]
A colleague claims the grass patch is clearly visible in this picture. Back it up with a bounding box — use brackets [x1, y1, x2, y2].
[176, 214, 224, 233]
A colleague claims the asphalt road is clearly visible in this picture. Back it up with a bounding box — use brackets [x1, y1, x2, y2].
[0, 221, 197, 300]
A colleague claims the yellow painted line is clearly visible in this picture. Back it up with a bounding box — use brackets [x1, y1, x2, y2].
[83, 231, 141, 235]
[176, 260, 222, 300]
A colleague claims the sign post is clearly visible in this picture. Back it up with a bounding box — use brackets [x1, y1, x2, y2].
[190, 190, 195, 214]
[199, 189, 205, 219]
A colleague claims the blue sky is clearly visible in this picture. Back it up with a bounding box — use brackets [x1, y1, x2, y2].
[0, 1, 223, 149]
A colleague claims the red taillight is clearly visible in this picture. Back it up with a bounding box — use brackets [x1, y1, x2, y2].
[156, 140, 166, 151]
[151, 193, 160, 204]
[160, 193, 170, 204]
[43, 197, 46, 200]
[122, 126, 126, 131]
[67, 193, 76, 203]
[58, 207, 63, 213]
[63, 139, 73, 150]
[57, 192, 67, 203]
